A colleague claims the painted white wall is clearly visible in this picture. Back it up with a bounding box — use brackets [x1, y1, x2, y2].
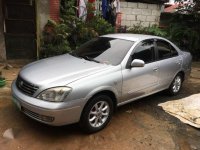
[37, 0, 50, 33]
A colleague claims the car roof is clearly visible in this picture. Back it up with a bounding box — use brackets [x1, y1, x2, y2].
[101, 34, 165, 42]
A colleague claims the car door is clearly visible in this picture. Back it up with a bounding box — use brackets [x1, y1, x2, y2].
[121, 39, 159, 102]
[155, 39, 182, 89]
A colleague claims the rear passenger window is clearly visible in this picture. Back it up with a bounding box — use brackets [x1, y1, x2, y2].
[132, 40, 155, 64]
[157, 40, 178, 60]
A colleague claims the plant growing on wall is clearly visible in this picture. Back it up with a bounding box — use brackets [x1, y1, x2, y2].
[166, 0, 200, 60]
[40, 20, 71, 58]
[166, 14, 200, 60]
[127, 24, 167, 37]
[40, 0, 115, 58]
[0, 70, 6, 87]
[60, 0, 114, 47]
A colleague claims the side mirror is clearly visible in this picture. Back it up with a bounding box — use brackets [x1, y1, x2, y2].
[131, 59, 145, 67]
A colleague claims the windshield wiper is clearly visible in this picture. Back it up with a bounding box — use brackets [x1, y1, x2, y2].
[81, 56, 100, 63]
[69, 52, 79, 57]
[70, 53, 100, 63]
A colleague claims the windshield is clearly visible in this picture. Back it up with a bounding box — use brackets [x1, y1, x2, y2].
[71, 37, 134, 65]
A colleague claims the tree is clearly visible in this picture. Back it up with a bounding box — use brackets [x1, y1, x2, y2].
[175, 0, 200, 14]
[168, 0, 200, 60]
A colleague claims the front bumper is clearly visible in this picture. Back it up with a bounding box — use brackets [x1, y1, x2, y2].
[11, 80, 85, 126]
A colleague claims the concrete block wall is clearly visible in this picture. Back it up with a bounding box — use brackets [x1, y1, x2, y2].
[121, 2, 162, 27]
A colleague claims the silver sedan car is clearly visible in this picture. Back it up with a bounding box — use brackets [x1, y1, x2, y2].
[12, 34, 192, 133]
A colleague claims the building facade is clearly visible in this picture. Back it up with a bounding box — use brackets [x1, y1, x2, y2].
[0, 0, 165, 61]
[0, 0, 60, 61]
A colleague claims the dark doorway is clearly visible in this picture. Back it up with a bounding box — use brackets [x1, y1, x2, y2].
[3, 0, 37, 59]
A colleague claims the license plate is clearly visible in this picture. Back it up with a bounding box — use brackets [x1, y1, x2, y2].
[12, 97, 21, 110]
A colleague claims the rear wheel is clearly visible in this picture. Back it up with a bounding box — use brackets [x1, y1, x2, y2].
[167, 73, 183, 95]
[79, 95, 113, 133]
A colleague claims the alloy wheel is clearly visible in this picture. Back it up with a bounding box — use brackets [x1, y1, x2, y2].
[88, 101, 110, 128]
[172, 75, 182, 93]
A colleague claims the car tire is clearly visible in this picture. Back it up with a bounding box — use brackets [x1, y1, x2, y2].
[167, 73, 183, 96]
[79, 95, 113, 133]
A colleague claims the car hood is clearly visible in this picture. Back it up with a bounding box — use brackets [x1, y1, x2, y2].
[19, 54, 112, 86]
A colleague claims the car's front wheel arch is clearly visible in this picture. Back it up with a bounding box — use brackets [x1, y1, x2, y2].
[84, 90, 117, 112]
[79, 91, 116, 133]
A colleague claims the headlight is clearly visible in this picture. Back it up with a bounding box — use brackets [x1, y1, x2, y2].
[37, 87, 72, 102]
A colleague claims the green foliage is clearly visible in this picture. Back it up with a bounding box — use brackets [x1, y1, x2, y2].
[146, 25, 168, 37]
[60, 0, 76, 17]
[127, 24, 167, 37]
[40, 0, 115, 58]
[166, 14, 200, 60]
[60, 0, 113, 38]
[127, 24, 147, 34]
[165, 0, 200, 60]
[40, 0, 76, 58]
[89, 16, 115, 36]
[175, 0, 200, 14]
[73, 16, 115, 46]
[40, 20, 71, 58]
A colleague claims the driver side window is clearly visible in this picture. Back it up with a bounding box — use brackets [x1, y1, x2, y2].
[132, 40, 155, 64]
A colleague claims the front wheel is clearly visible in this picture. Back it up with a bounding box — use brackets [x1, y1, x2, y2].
[167, 73, 183, 95]
[79, 95, 113, 133]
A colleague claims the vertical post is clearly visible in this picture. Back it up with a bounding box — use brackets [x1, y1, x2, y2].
[0, 0, 6, 62]
[36, 0, 51, 59]
[35, 0, 40, 60]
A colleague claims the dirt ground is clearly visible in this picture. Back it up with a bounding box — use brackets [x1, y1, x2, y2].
[0, 62, 200, 150]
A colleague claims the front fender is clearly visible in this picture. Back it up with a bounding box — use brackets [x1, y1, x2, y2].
[84, 86, 120, 103]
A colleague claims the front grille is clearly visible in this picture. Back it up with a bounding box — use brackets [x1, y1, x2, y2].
[21, 107, 54, 122]
[16, 76, 39, 96]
